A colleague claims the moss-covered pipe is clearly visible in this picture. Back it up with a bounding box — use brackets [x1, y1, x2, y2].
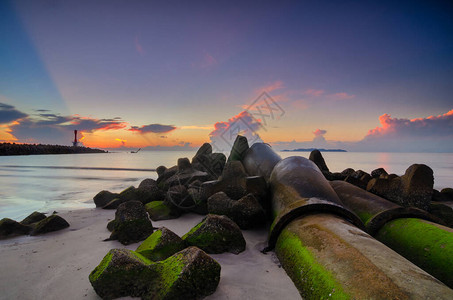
[240, 143, 453, 297]
[330, 180, 443, 235]
[267, 156, 364, 249]
[376, 218, 453, 288]
[243, 143, 282, 182]
[276, 214, 453, 299]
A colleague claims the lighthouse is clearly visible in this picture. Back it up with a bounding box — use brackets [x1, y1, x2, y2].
[73, 130, 79, 147]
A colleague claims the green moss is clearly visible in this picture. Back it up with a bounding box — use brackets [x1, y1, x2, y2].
[89, 251, 114, 282]
[182, 221, 203, 240]
[150, 252, 186, 298]
[276, 229, 350, 299]
[138, 229, 163, 252]
[376, 218, 453, 288]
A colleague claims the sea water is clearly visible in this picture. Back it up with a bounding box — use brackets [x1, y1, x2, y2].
[1, 151, 452, 220]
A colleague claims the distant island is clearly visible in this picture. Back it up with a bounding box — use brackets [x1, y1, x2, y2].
[282, 148, 347, 152]
[0, 142, 107, 156]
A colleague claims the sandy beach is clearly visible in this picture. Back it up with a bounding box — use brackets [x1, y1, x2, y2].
[0, 208, 300, 300]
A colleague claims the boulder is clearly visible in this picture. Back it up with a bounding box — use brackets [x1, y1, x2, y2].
[156, 165, 167, 177]
[192, 143, 226, 179]
[20, 211, 46, 225]
[108, 201, 154, 245]
[429, 201, 453, 228]
[30, 215, 70, 235]
[89, 247, 220, 300]
[207, 192, 266, 229]
[0, 218, 31, 238]
[93, 190, 119, 208]
[399, 164, 434, 211]
[157, 165, 178, 187]
[102, 198, 125, 209]
[441, 188, 453, 201]
[341, 168, 355, 178]
[367, 164, 434, 211]
[165, 185, 194, 210]
[138, 178, 157, 190]
[309, 149, 329, 173]
[432, 189, 449, 202]
[136, 227, 186, 261]
[137, 179, 165, 203]
[182, 214, 246, 254]
[371, 168, 388, 178]
[227, 135, 249, 162]
[145, 201, 182, 221]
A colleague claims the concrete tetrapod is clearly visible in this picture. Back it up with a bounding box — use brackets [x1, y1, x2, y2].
[331, 180, 453, 288]
[240, 143, 453, 298]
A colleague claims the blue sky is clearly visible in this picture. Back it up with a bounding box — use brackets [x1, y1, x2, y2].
[1, 0, 452, 151]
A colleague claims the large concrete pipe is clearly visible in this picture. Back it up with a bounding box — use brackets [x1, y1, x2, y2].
[331, 180, 453, 288]
[241, 143, 453, 298]
[267, 156, 365, 249]
[330, 180, 442, 235]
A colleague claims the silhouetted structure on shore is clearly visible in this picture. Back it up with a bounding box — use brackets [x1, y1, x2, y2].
[0, 143, 107, 156]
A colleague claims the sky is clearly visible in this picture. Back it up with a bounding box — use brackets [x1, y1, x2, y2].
[1, 0, 452, 152]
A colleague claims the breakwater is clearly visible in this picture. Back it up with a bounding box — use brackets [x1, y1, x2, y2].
[0, 142, 106, 156]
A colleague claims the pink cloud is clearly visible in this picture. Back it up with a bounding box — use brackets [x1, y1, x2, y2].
[313, 129, 327, 137]
[327, 92, 355, 100]
[303, 89, 325, 97]
[256, 81, 285, 94]
[366, 109, 453, 138]
[134, 36, 145, 55]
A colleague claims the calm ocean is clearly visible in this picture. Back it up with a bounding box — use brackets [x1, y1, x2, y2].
[1, 151, 452, 220]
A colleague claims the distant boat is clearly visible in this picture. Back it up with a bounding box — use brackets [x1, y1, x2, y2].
[131, 148, 141, 153]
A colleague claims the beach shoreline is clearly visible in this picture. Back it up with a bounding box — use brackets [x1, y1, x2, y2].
[0, 207, 300, 299]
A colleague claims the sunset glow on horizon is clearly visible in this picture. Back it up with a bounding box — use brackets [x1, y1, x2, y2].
[1, 1, 452, 152]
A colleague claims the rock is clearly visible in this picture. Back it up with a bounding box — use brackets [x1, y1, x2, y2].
[89, 247, 220, 300]
[93, 190, 119, 208]
[371, 168, 388, 178]
[165, 185, 194, 210]
[137, 179, 165, 203]
[399, 164, 434, 211]
[157, 165, 178, 186]
[136, 227, 186, 261]
[182, 214, 246, 254]
[107, 219, 115, 232]
[0, 218, 31, 238]
[309, 149, 329, 173]
[177, 157, 192, 173]
[227, 135, 249, 162]
[207, 192, 266, 229]
[20, 211, 46, 225]
[30, 215, 70, 235]
[367, 164, 434, 211]
[330, 172, 346, 181]
[163, 170, 209, 190]
[341, 168, 355, 177]
[138, 178, 157, 189]
[187, 187, 207, 215]
[192, 143, 226, 179]
[118, 186, 138, 202]
[108, 201, 154, 245]
[345, 175, 368, 190]
[102, 198, 125, 209]
[145, 201, 182, 221]
[441, 188, 453, 201]
[432, 189, 449, 202]
[156, 165, 167, 177]
[429, 201, 453, 228]
[199, 160, 268, 213]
